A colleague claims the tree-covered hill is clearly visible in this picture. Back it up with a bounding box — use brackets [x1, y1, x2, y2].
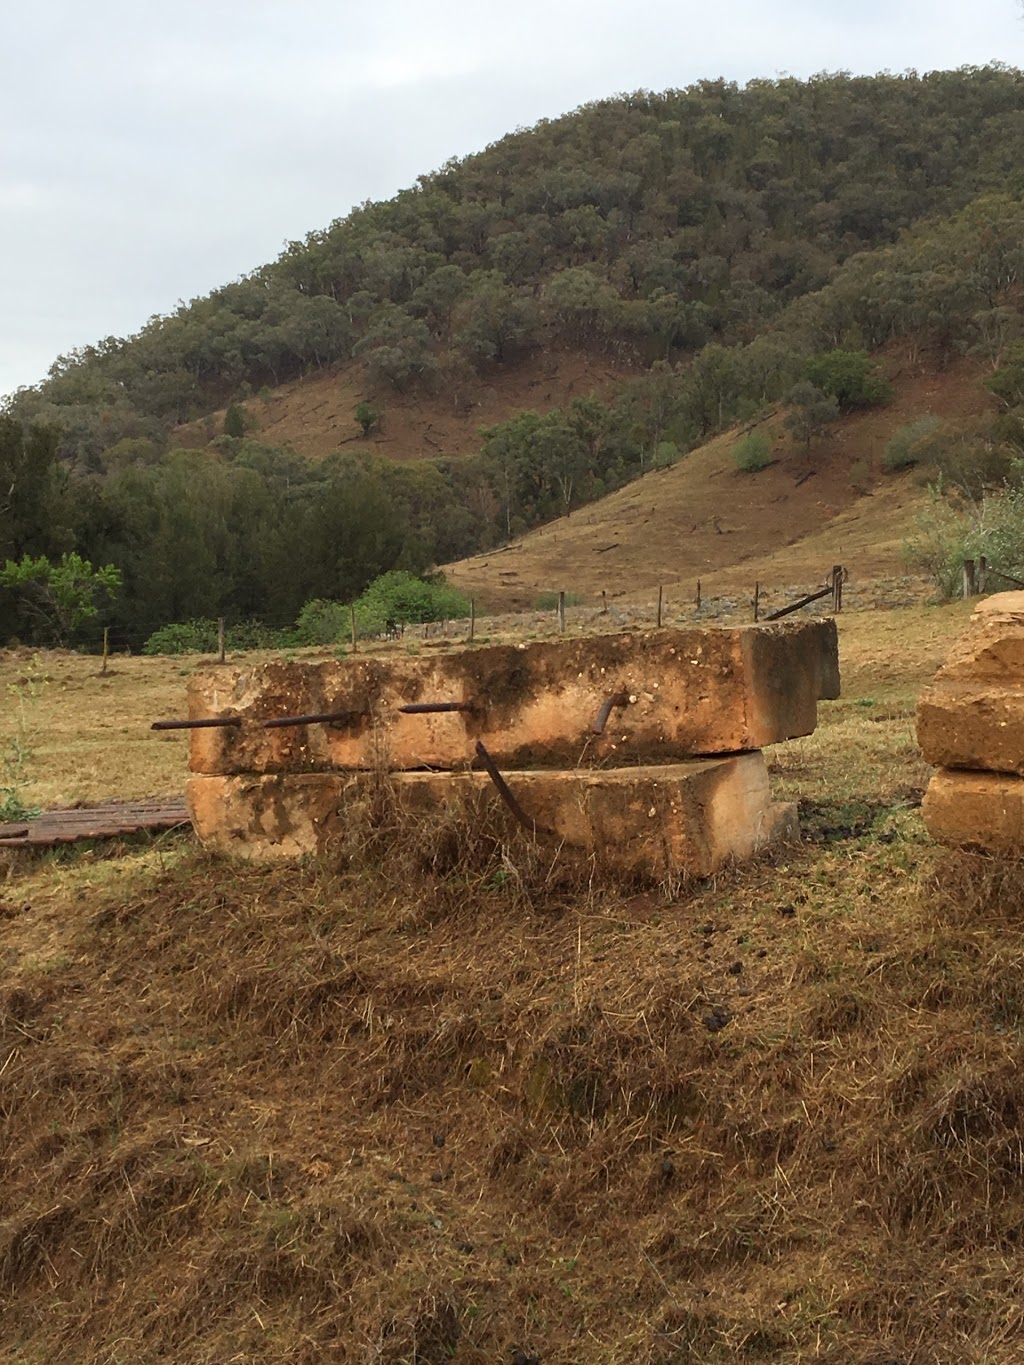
[3, 67, 1024, 645]
[8, 66, 1024, 462]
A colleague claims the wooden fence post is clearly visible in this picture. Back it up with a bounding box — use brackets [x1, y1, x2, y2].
[753, 582, 760, 622]
[217, 617, 225, 664]
[963, 559, 977, 599]
[696, 579, 701, 612]
[350, 604, 357, 651]
[469, 599, 475, 642]
[978, 556, 987, 594]
[656, 584, 663, 628]
[831, 565, 844, 614]
[101, 626, 109, 675]
[558, 590, 566, 633]
[600, 590, 607, 615]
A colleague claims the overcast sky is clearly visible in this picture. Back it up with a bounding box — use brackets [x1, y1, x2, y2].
[1, 0, 1021, 399]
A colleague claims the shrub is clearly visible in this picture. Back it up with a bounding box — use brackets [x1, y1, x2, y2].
[733, 430, 773, 472]
[353, 571, 471, 637]
[143, 620, 220, 655]
[226, 620, 291, 651]
[143, 618, 290, 655]
[883, 416, 944, 472]
[904, 482, 1024, 599]
[294, 598, 349, 646]
[354, 401, 380, 436]
[804, 350, 892, 410]
[223, 404, 245, 439]
[932, 435, 1014, 501]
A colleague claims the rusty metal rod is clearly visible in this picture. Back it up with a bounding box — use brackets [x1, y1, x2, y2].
[592, 692, 630, 735]
[399, 701, 475, 715]
[151, 717, 242, 731]
[474, 741, 549, 835]
[986, 566, 1024, 590]
[763, 584, 832, 622]
[263, 711, 365, 729]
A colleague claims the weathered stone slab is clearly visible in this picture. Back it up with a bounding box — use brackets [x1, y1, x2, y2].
[918, 682, 1024, 775]
[927, 591, 1024, 683]
[917, 592, 1024, 775]
[922, 769, 1024, 856]
[186, 754, 799, 878]
[187, 620, 839, 775]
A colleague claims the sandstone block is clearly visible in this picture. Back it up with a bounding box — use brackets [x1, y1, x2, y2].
[918, 681, 1024, 775]
[186, 754, 798, 879]
[928, 591, 1024, 683]
[917, 592, 1024, 776]
[922, 768, 1024, 856]
[187, 619, 839, 775]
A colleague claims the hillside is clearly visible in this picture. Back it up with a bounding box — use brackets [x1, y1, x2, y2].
[3, 68, 1024, 649]
[175, 350, 631, 463]
[445, 354, 997, 608]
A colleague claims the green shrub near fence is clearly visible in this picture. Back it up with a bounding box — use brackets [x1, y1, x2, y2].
[142, 618, 293, 655]
[294, 598, 349, 646]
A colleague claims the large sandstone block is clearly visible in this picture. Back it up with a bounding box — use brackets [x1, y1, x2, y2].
[918, 592, 1024, 774]
[926, 591, 1024, 682]
[186, 754, 798, 879]
[918, 683, 1024, 776]
[922, 769, 1024, 856]
[187, 620, 839, 775]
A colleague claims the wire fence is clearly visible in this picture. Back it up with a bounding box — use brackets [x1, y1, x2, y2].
[13, 565, 848, 663]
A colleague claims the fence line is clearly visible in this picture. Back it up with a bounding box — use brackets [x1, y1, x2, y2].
[3, 568, 853, 663]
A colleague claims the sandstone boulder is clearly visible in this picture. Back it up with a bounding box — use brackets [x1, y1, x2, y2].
[186, 753, 798, 879]
[187, 619, 839, 776]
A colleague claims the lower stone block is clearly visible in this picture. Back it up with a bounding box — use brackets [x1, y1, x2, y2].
[186, 754, 798, 880]
[922, 768, 1024, 855]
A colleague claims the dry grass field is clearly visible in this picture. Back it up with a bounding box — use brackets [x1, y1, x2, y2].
[10, 592, 1024, 1363]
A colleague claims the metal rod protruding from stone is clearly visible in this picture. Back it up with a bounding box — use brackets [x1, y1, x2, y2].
[151, 717, 242, 731]
[591, 692, 630, 735]
[399, 702, 476, 715]
[474, 740, 549, 835]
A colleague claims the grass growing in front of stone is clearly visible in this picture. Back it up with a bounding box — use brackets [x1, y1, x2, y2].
[5, 590, 1014, 1363]
[3, 797, 1023, 1362]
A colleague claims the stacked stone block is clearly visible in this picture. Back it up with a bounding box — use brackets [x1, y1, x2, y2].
[919, 592, 1024, 854]
[186, 620, 839, 879]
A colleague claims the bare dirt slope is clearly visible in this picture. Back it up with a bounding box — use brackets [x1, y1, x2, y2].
[445, 358, 995, 610]
[176, 351, 631, 462]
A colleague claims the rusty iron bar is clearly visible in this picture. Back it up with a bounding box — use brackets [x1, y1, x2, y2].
[151, 717, 242, 731]
[985, 565, 1024, 590]
[592, 692, 630, 735]
[763, 583, 832, 622]
[263, 711, 366, 729]
[399, 701, 475, 715]
[473, 740, 550, 836]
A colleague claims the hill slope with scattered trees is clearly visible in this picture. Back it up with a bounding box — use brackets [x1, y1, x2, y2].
[3, 67, 1024, 644]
